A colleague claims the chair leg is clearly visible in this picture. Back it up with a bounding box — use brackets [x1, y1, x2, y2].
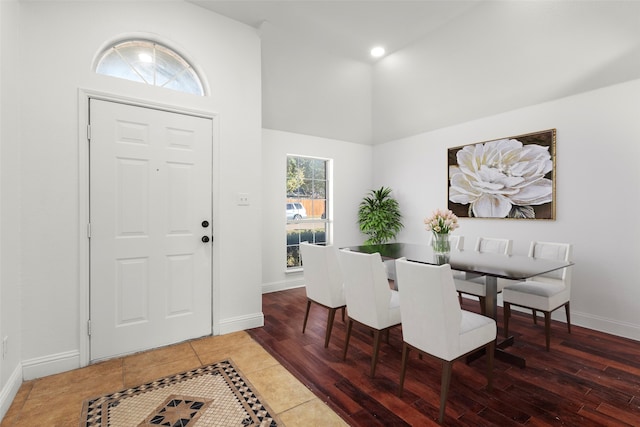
[544, 311, 551, 351]
[479, 296, 486, 316]
[398, 343, 410, 397]
[302, 299, 312, 333]
[532, 309, 538, 324]
[343, 319, 353, 360]
[439, 361, 453, 424]
[503, 302, 511, 338]
[341, 306, 346, 322]
[371, 329, 382, 377]
[565, 302, 571, 334]
[324, 308, 337, 348]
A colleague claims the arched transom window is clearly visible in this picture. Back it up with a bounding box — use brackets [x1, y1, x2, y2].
[96, 40, 204, 96]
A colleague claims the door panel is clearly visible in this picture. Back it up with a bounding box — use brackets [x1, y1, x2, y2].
[89, 99, 212, 361]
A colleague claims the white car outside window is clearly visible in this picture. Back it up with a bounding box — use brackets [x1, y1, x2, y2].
[286, 203, 307, 220]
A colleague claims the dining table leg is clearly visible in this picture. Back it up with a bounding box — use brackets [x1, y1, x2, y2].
[468, 276, 526, 368]
[484, 275, 498, 319]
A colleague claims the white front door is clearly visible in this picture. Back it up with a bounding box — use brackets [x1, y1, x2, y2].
[89, 99, 213, 361]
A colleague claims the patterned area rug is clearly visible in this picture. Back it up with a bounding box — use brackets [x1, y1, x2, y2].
[80, 359, 279, 427]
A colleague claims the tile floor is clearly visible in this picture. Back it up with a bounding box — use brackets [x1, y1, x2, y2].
[1, 331, 348, 427]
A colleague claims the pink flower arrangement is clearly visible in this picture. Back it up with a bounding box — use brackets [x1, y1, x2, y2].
[424, 208, 460, 234]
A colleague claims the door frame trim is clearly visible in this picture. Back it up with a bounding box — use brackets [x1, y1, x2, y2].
[77, 89, 221, 366]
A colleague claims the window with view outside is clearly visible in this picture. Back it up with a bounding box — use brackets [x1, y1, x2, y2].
[95, 40, 204, 96]
[286, 156, 331, 268]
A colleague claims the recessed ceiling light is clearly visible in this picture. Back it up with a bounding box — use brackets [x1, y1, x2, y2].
[370, 46, 385, 58]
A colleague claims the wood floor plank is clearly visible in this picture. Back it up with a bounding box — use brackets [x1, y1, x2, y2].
[248, 287, 640, 425]
[591, 401, 640, 426]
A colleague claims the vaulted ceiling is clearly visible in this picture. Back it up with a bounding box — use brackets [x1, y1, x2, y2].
[191, 1, 482, 63]
[191, 1, 640, 144]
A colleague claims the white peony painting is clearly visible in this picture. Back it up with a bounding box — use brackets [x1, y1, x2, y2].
[448, 129, 556, 219]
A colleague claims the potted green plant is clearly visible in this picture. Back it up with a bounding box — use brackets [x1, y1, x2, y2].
[357, 186, 404, 245]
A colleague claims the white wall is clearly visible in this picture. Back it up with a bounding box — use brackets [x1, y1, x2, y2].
[260, 22, 373, 145]
[373, 78, 640, 340]
[261, 129, 372, 291]
[16, 1, 262, 379]
[0, 0, 24, 419]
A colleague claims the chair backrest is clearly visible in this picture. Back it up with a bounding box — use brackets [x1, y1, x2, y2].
[338, 249, 396, 329]
[300, 242, 345, 308]
[428, 234, 465, 251]
[527, 241, 573, 288]
[475, 237, 512, 255]
[395, 258, 462, 361]
[451, 235, 464, 251]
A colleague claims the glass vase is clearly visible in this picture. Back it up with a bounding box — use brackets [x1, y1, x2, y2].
[432, 232, 451, 265]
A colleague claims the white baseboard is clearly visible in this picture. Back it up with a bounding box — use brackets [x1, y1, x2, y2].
[21, 350, 80, 381]
[219, 312, 264, 335]
[464, 294, 640, 342]
[261, 278, 304, 294]
[570, 310, 640, 342]
[509, 306, 639, 342]
[0, 363, 22, 423]
[20, 314, 263, 381]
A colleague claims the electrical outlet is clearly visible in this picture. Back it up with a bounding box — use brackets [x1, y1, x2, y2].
[237, 193, 250, 206]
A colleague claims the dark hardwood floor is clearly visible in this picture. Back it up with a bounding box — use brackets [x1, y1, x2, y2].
[248, 287, 640, 426]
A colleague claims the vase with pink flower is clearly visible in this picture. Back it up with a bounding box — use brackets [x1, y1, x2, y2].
[424, 209, 460, 264]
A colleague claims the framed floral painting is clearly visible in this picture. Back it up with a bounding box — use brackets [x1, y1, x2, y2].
[448, 129, 556, 219]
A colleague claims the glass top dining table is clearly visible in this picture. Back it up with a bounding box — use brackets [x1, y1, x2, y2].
[344, 242, 572, 281]
[343, 242, 574, 368]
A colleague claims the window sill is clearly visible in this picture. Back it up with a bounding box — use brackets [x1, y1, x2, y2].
[286, 267, 303, 274]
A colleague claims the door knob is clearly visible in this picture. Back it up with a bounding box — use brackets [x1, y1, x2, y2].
[202, 236, 210, 243]
[202, 220, 209, 228]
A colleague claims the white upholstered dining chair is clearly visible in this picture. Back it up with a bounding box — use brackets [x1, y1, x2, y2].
[395, 258, 496, 424]
[338, 249, 402, 377]
[299, 242, 346, 348]
[454, 237, 512, 314]
[502, 241, 573, 351]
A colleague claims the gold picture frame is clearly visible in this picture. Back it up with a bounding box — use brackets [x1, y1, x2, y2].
[447, 129, 556, 219]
